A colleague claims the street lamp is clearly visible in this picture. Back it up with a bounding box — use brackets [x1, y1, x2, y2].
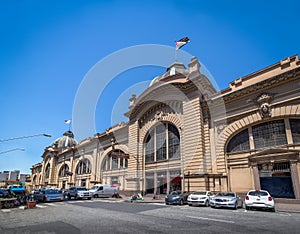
[0, 133, 52, 142]
[0, 148, 25, 155]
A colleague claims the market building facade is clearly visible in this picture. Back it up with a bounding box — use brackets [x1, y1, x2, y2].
[29, 54, 300, 199]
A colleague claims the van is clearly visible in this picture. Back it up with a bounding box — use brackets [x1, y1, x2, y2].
[89, 184, 118, 198]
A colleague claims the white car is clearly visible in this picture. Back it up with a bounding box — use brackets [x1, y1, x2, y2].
[245, 190, 275, 212]
[187, 191, 214, 207]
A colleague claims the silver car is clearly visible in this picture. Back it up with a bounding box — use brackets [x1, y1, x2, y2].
[210, 192, 243, 209]
[187, 191, 214, 207]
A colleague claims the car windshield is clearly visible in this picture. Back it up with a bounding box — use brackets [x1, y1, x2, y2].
[76, 187, 87, 191]
[45, 190, 62, 194]
[216, 192, 235, 197]
[248, 191, 268, 196]
[169, 191, 181, 195]
[90, 186, 99, 190]
[192, 191, 207, 195]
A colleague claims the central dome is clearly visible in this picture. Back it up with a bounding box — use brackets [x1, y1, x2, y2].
[51, 131, 77, 149]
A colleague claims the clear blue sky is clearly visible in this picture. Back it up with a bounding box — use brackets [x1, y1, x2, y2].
[0, 0, 299, 174]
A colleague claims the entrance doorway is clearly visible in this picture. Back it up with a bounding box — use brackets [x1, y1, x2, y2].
[259, 162, 295, 198]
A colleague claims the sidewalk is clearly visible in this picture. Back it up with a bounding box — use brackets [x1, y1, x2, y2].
[274, 198, 300, 213]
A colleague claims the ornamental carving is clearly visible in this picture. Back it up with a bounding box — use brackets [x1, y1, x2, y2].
[216, 123, 227, 134]
[257, 93, 272, 118]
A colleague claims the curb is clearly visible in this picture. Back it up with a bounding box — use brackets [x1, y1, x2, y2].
[276, 209, 300, 214]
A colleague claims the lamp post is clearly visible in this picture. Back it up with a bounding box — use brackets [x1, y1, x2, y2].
[0, 133, 52, 142]
[179, 127, 185, 192]
[0, 148, 25, 155]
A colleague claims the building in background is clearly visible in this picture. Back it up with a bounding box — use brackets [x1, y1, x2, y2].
[30, 55, 300, 199]
[0, 170, 30, 187]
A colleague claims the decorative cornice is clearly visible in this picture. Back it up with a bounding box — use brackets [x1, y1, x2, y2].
[219, 67, 300, 103]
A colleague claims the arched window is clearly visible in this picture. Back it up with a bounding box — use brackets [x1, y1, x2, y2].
[145, 123, 180, 163]
[76, 159, 91, 175]
[45, 163, 50, 179]
[226, 129, 250, 153]
[59, 164, 70, 177]
[252, 120, 287, 149]
[33, 175, 37, 185]
[102, 150, 128, 171]
[168, 124, 180, 159]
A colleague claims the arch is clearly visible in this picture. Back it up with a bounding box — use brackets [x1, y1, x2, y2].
[216, 104, 300, 172]
[100, 144, 129, 172]
[99, 144, 129, 171]
[143, 122, 181, 163]
[75, 158, 92, 175]
[140, 115, 182, 145]
[58, 163, 70, 177]
[45, 163, 50, 179]
[32, 175, 37, 185]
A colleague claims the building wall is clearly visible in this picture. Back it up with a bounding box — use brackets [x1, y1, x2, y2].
[30, 55, 300, 199]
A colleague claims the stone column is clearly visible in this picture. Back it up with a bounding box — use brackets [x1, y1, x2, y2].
[154, 172, 157, 195]
[290, 161, 300, 199]
[252, 164, 260, 190]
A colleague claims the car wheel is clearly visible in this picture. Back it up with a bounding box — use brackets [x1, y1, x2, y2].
[188, 204, 192, 206]
[245, 205, 249, 210]
[93, 194, 98, 198]
[270, 207, 276, 212]
[233, 202, 238, 210]
[180, 199, 184, 206]
[205, 200, 209, 207]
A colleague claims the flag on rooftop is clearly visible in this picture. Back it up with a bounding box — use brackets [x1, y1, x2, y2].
[65, 119, 71, 124]
[175, 37, 190, 50]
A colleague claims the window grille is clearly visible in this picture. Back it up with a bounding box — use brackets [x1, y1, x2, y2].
[290, 119, 300, 143]
[253, 120, 287, 149]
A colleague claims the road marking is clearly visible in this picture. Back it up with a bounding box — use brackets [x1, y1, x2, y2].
[45, 203, 59, 206]
[186, 215, 235, 224]
[1, 209, 11, 213]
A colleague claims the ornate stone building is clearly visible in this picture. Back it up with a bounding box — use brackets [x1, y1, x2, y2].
[30, 55, 300, 199]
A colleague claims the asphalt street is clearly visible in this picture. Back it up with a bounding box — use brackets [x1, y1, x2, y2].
[0, 199, 299, 234]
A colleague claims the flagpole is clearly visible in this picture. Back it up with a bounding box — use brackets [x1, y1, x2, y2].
[175, 48, 178, 62]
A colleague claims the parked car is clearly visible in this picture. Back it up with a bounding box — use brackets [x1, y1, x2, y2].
[33, 189, 64, 202]
[89, 184, 119, 198]
[210, 192, 243, 209]
[32, 190, 45, 202]
[43, 189, 64, 202]
[245, 190, 275, 212]
[65, 186, 92, 200]
[0, 188, 11, 198]
[187, 191, 214, 207]
[165, 191, 189, 205]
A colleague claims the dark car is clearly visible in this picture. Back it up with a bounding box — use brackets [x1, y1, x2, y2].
[0, 188, 11, 198]
[165, 191, 189, 205]
[32, 190, 45, 202]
